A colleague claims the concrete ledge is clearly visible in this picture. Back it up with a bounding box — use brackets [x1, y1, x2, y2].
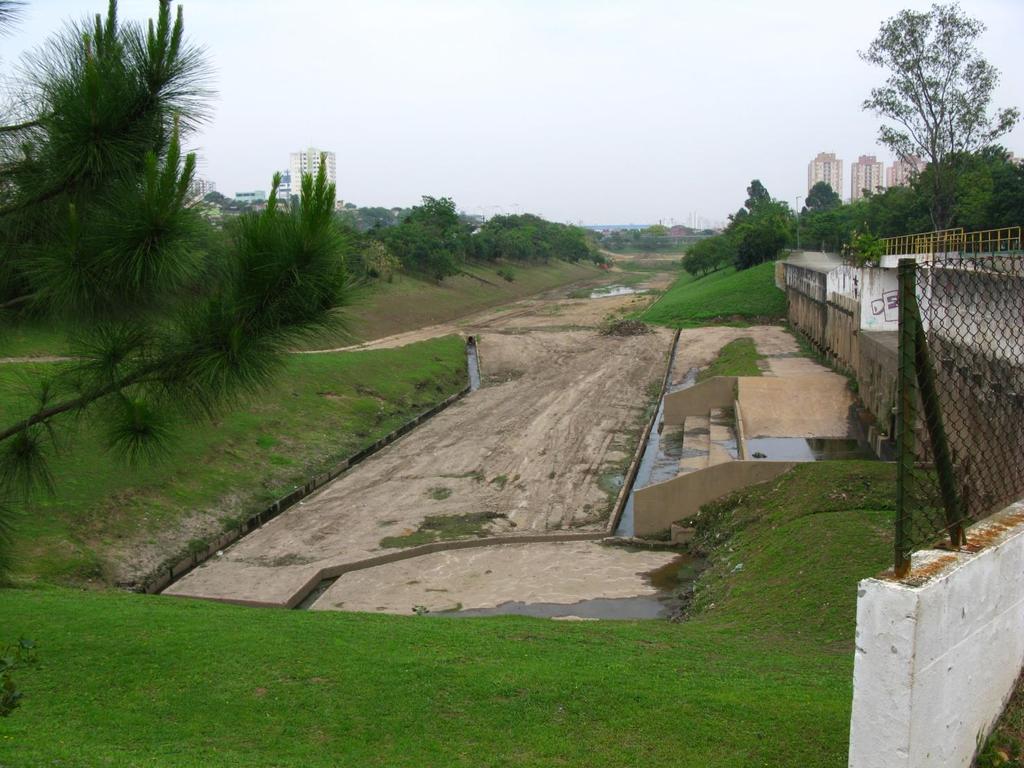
[632, 459, 796, 536]
[165, 530, 609, 610]
[849, 502, 1024, 768]
[663, 376, 736, 425]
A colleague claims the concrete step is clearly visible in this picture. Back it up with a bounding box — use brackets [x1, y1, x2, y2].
[679, 414, 710, 474]
[708, 407, 739, 467]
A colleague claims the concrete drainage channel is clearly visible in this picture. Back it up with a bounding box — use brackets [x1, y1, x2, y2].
[157, 328, 700, 620]
[293, 330, 692, 618]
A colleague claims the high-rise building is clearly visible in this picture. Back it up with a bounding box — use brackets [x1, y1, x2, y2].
[885, 157, 924, 188]
[851, 155, 885, 200]
[289, 147, 336, 188]
[187, 177, 216, 203]
[808, 152, 844, 199]
[289, 147, 340, 207]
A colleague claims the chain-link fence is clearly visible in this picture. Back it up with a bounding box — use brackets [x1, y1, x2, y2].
[895, 249, 1024, 575]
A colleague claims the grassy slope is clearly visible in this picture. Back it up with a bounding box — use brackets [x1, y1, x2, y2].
[642, 262, 786, 327]
[0, 322, 69, 358]
[0, 261, 603, 359]
[1, 462, 894, 767]
[307, 260, 602, 347]
[1, 337, 467, 583]
[697, 337, 763, 382]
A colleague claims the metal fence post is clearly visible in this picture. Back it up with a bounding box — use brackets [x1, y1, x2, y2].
[895, 258, 918, 577]
[912, 309, 967, 548]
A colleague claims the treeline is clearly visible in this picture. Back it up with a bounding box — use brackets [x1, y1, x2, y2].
[682, 146, 1024, 279]
[599, 225, 707, 254]
[681, 180, 791, 277]
[799, 147, 1024, 253]
[349, 197, 603, 282]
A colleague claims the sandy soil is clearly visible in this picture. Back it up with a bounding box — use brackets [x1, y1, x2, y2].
[166, 288, 676, 607]
[310, 541, 678, 614]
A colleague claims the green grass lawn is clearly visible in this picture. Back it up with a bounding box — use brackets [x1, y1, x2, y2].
[0, 336, 468, 584]
[0, 322, 70, 358]
[642, 262, 787, 327]
[0, 461, 894, 767]
[697, 337, 764, 382]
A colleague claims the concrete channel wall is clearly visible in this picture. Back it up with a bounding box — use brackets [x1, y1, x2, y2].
[662, 376, 736, 424]
[849, 502, 1024, 768]
[632, 460, 796, 536]
[783, 261, 898, 445]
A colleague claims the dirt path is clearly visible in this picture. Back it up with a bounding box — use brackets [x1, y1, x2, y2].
[166, 283, 676, 607]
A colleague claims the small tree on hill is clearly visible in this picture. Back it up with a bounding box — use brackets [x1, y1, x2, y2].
[804, 181, 841, 213]
[860, 3, 1019, 230]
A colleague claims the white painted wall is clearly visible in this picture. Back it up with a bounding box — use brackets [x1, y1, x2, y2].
[849, 502, 1024, 768]
[859, 267, 899, 331]
[828, 264, 861, 298]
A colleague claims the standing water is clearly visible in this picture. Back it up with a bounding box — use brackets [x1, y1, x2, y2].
[466, 337, 481, 391]
[613, 349, 697, 537]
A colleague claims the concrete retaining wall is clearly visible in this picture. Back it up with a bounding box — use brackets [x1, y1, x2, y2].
[849, 502, 1024, 768]
[662, 376, 736, 425]
[632, 460, 796, 536]
[784, 259, 898, 446]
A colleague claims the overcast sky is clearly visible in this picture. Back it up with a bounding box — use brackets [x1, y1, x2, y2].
[2, 0, 1023, 225]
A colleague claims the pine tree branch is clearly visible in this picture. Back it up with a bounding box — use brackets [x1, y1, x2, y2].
[0, 118, 40, 134]
[0, 294, 33, 310]
[0, 365, 155, 443]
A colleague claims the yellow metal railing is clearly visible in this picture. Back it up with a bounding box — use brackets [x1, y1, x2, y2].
[882, 227, 1022, 256]
[961, 226, 1022, 254]
[882, 228, 964, 256]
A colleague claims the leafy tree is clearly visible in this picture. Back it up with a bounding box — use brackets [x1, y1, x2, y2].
[744, 180, 771, 212]
[681, 236, 733, 277]
[358, 240, 399, 281]
[734, 204, 790, 270]
[860, 3, 1019, 230]
[377, 196, 467, 280]
[0, 2, 355, 575]
[804, 181, 841, 213]
[723, 181, 792, 269]
[472, 214, 597, 264]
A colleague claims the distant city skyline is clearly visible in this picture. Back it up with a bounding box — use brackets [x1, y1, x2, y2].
[2, 1, 1020, 224]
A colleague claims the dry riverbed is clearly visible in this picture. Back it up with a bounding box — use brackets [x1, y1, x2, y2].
[167, 277, 678, 608]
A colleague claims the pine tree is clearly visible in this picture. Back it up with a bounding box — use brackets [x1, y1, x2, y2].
[0, 1, 354, 575]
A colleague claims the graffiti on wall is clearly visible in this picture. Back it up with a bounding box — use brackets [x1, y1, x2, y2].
[871, 290, 899, 323]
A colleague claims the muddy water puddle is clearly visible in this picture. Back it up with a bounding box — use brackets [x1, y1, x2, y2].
[746, 437, 874, 461]
[466, 337, 481, 391]
[590, 285, 648, 299]
[441, 554, 700, 620]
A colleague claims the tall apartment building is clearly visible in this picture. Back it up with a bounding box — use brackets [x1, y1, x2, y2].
[885, 157, 922, 188]
[851, 155, 885, 200]
[289, 147, 336, 188]
[808, 152, 844, 199]
[187, 177, 216, 203]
